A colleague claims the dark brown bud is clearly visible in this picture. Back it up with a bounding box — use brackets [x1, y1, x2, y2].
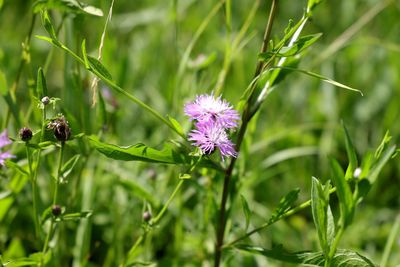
[47, 116, 71, 142]
[143, 211, 152, 222]
[51, 204, 62, 216]
[19, 127, 33, 141]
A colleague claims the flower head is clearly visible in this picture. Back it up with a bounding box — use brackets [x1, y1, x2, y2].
[184, 94, 240, 129]
[47, 115, 71, 142]
[0, 130, 15, 166]
[188, 123, 237, 160]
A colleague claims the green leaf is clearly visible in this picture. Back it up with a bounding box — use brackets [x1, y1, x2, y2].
[81, 39, 90, 69]
[87, 56, 112, 80]
[311, 177, 331, 252]
[179, 173, 191, 180]
[36, 67, 48, 97]
[240, 194, 251, 231]
[330, 158, 354, 227]
[0, 197, 14, 222]
[118, 179, 159, 207]
[236, 245, 376, 266]
[369, 145, 396, 184]
[56, 211, 92, 222]
[60, 154, 81, 180]
[342, 122, 358, 180]
[267, 188, 300, 224]
[374, 130, 391, 158]
[0, 69, 7, 95]
[88, 135, 188, 164]
[307, 0, 323, 14]
[33, 0, 103, 17]
[35, 35, 61, 48]
[259, 33, 322, 59]
[167, 116, 184, 137]
[40, 10, 58, 42]
[272, 66, 363, 95]
[5, 161, 29, 176]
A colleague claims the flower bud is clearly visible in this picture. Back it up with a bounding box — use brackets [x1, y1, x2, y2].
[41, 96, 50, 105]
[143, 211, 152, 222]
[19, 127, 33, 142]
[52, 204, 62, 216]
[47, 116, 71, 142]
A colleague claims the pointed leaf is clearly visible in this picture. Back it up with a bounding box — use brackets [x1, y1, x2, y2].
[87, 56, 112, 80]
[58, 211, 92, 221]
[240, 194, 251, 231]
[88, 136, 188, 164]
[60, 154, 81, 180]
[369, 145, 396, 184]
[330, 158, 354, 227]
[272, 66, 363, 95]
[236, 245, 376, 266]
[268, 188, 300, 224]
[36, 67, 48, 97]
[311, 177, 330, 252]
[81, 39, 90, 69]
[0, 69, 7, 95]
[342, 123, 358, 180]
[167, 116, 184, 137]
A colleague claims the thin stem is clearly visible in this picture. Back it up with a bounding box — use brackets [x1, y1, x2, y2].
[41, 142, 65, 262]
[53, 142, 65, 205]
[26, 144, 40, 238]
[380, 214, 400, 267]
[223, 187, 336, 248]
[126, 179, 185, 260]
[213, 2, 279, 266]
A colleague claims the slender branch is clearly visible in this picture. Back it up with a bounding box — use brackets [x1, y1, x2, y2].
[213, 1, 279, 266]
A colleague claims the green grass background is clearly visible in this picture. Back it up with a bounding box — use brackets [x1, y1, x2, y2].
[0, 0, 399, 266]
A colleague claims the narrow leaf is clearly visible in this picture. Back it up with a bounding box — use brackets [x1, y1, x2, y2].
[81, 39, 90, 69]
[0, 69, 7, 95]
[311, 177, 329, 252]
[60, 154, 81, 180]
[87, 56, 112, 80]
[272, 66, 363, 95]
[342, 122, 358, 180]
[167, 116, 184, 137]
[369, 145, 396, 184]
[240, 194, 252, 231]
[268, 188, 300, 224]
[236, 245, 376, 266]
[330, 158, 354, 227]
[36, 67, 48, 97]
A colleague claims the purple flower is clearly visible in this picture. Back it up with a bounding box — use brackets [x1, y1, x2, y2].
[184, 94, 240, 129]
[188, 123, 237, 160]
[0, 130, 15, 166]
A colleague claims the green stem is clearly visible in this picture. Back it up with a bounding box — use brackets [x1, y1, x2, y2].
[213, 2, 279, 267]
[126, 179, 185, 260]
[53, 142, 65, 205]
[223, 187, 337, 248]
[41, 142, 65, 263]
[380, 214, 400, 267]
[26, 144, 40, 238]
[326, 225, 344, 266]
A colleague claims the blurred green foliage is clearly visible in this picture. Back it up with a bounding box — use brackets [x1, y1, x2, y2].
[0, 0, 399, 266]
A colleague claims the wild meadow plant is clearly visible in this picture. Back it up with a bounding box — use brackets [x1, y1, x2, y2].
[0, 0, 399, 266]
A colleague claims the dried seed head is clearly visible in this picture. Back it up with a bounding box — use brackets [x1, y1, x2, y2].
[19, 127, 33, 142]
[51, 204, 62, 216]
[48, 116, 71, 142]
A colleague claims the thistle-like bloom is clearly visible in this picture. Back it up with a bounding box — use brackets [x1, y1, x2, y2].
[0, 130, 15, 166]
[184, 94, 240, 129]
[188, 123, 237, 160]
